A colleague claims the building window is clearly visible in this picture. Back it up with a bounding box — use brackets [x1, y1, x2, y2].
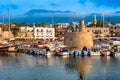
[41, 29, 43, 32]
[70, 37, 73, 41]
[46, 29, 48, 32]
[37, 29, 39, 32]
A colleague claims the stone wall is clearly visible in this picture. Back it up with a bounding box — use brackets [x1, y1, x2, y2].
[64, 31, 93, 50]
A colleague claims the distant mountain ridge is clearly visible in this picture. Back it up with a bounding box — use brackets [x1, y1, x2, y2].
[8, 10, 120, 24]
[25, 9, 75, 15]
[115, 11, 120, 14]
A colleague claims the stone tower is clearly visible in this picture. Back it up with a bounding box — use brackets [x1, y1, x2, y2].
[79, 20, 86, 31]
[93, 14, 97, 26]
[64, 20, 93, 50]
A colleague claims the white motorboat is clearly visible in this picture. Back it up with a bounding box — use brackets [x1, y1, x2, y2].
[55, 45, 69, 56]
[56, 51, 69, 56]
[90, 51, 101, 56]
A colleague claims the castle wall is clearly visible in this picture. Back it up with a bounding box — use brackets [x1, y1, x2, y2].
[64, 31, 93, 50]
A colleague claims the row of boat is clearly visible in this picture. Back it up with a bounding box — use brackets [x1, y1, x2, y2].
[26, 46, 117, 57]
[0, 40, 119, 57]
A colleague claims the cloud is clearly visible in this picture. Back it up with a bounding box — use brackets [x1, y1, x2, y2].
[0, 0, 120, 18]
[0, 4, 19, 9]
[78, 0, 87, 5]
[78, 0, 120, 8]
[51, 3, 57, 7]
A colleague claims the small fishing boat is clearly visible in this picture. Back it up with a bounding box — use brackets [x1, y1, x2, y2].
[0, 46, 9, 52]
[55, 45, 69, 56]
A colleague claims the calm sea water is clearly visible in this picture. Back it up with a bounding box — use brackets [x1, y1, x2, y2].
[0, 53, 120, 80]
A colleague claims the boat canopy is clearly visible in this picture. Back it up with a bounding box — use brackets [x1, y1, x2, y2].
[82, 46, 88, 51]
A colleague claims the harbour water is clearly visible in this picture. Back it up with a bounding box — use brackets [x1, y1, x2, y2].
[0, 53, 120, 80]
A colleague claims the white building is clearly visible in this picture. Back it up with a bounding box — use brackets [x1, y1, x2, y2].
[19, 26, 55, 40]
[87, 21, 93, 26]
[57, 23, 70, 28]
[72, 22, 79, 25]
[116, 23, 120, 26]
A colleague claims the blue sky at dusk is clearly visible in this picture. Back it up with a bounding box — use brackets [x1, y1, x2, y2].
[0, 0, 120, 18]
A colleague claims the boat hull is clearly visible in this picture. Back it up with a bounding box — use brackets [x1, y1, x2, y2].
[56, 52, 69, 56]
[0, 46, 9, 53]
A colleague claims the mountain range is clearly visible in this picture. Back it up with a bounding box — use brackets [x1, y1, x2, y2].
[25, 9, 75, 16]
[6, 9, 120, 24]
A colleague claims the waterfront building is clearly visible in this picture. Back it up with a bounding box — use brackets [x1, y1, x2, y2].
[86, 15, 109, 38]
[57, 28, 71, 40]
[109, 25, 120, 37]
[116, 23, 120, 26]
[86, 27, 109, 37]
[87, 22, 93, 26]
[18, 26, 55, 40]
[72, 22, 79, 25]
[57, 23, 70, 28]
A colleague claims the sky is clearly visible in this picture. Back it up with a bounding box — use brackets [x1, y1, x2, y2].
[0, 0, 120, 18]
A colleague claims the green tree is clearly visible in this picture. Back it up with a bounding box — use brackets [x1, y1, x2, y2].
[111, 22, 116, 25]
[12, 29, 19, 37]
[96, 20, 103, 27]
[54, 24, 58, 28]
[68, 22, 74, 28]
[12, 22, 19, 27]
[97, 20, 107, 27]
[55, 28, 58, 37]
[29, 24, 33, 27]
[20, 22, 29, 26]
[87, 23, 95, 27]
[38, 22, 46, 27]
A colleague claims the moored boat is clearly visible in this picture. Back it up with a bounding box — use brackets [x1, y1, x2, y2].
[55, 45, 69, 56]
[0, 46, 9, 52]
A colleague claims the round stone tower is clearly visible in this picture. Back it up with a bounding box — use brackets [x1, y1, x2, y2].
[93, 14, 97, 26]
[64, 20, 93, 50]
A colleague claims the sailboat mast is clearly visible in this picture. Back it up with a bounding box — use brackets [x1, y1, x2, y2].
[52, 16, 54, 27]
[8, 8, 10, 32]
[102, 9, 104, 28]
[2, 16, 4, 30]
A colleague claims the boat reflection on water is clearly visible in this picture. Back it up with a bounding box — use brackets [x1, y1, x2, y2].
[65, 56, 120, 80]
[65, 57, 92, 80]
[0, 53, 120, 80]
